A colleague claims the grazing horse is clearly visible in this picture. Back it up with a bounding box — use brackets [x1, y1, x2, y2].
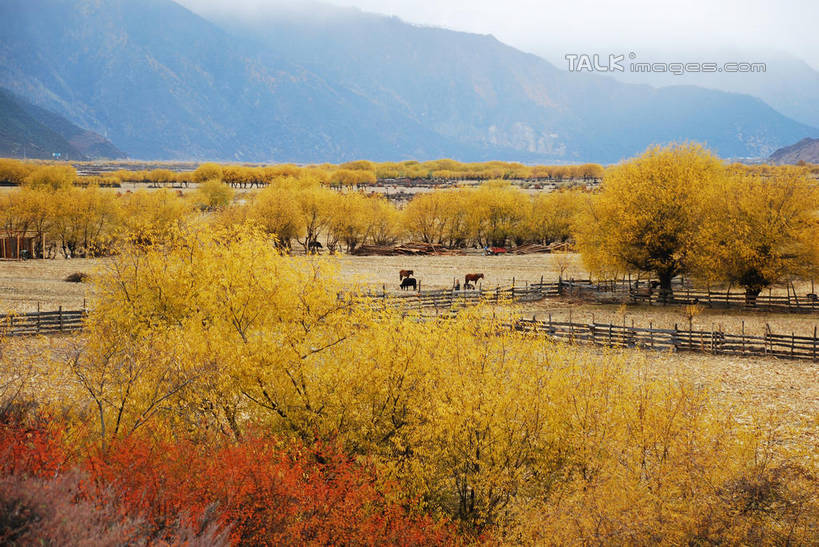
[465, 273, 484, 286]
[399, 269, 414, 280]
[631, 280, 660, 301]
[308, 240, 323, 254]
[400, 277, 417, 291]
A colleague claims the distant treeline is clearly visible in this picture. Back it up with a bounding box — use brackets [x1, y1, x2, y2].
[3, 157, 818, 189]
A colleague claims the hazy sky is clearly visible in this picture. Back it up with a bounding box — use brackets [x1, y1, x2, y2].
[178, 0, 819, 69]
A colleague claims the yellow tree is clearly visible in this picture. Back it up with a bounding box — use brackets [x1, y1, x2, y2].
[402, 191, 449, 244]
[468, 181, 531, 247]
[247, 185, 303, 249]
[192, 162, 223, 183]
[528, 189, 583, 244]
[51, 186, 120, 257]
[25, 164, 77, 190]
[574, 143, 721, 296]
[690, 169, 819, 304]
[194, 179, 234, 210]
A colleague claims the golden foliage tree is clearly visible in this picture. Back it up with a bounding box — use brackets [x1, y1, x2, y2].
[575, 143, 723, 295]
[690, 168, 819, 303]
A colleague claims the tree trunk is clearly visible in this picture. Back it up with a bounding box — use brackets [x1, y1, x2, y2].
[744, 286, 762, 307]
[658, 271, 674, 304]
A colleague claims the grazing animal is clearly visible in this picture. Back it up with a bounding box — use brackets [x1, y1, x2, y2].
[399, 269, 414, 280]
[308, 240, 323, 254]
[64, 272, 88, 283]
[631, 280, 660, 300]
[400, 277, 417, 291]
[465, 273, 484, 286]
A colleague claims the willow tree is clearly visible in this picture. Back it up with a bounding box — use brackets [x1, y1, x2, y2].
[690, 168, 819, 304]
[574, 143, 723, 297]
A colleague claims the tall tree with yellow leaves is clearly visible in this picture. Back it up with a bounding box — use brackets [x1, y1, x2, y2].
[690, 168, 819, 304]
[574, 143, 722, 297]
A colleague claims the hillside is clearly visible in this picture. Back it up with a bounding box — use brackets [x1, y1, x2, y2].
[0, 0, 815, 162]
[0, 87, 124, 159]
[769, 137, 819, 164]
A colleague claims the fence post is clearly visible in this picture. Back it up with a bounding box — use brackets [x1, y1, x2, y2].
[813, 326, 817, 362]
[741, 321, 745, 354]
[37, 302, 40, 334]
[673, 323, 679, 352]
[649, 321, 654, 349]
[59, 306, 63, 332]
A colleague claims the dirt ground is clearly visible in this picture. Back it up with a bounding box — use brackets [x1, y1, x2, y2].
[0, 257, 104, 312]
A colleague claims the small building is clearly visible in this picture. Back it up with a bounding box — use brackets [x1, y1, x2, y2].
[0, 233, 46, 260]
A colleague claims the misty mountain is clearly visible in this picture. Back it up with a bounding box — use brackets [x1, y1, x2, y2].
[769, 137, 819, 164]
[0, 87, 124, 160]
[0, 0, 815, 162]
[601, 49, 819, 129]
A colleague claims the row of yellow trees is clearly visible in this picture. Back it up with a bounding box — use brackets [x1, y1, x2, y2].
[575, 144, 819, 302]
[2, 144, 817, 300]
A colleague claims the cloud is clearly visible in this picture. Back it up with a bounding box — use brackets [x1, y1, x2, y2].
[177, 0, 819, 69]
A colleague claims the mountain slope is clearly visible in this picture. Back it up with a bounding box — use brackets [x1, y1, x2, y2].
[769, 137, 819, 164]
[0, 87, 124, 159]
[186, 0, 819, 161]
[600, 49, 819, 129]
[1, 0, 815, 162]
[0, 0, 477, 162]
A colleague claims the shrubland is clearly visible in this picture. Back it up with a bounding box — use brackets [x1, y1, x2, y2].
[1, 224, 816, 543]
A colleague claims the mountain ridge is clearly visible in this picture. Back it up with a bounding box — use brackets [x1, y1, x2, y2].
[0, 0, 815, 162]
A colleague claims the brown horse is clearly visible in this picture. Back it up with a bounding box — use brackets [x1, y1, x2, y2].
[464, 273, 484, 286]
[399, 269, 414, 280]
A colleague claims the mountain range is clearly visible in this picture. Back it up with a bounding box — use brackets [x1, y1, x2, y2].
[0, 0, 815, 163]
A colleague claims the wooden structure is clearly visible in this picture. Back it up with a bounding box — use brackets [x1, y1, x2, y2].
[0, 232, 45, 260]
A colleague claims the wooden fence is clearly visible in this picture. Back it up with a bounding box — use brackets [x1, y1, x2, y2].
[365, 281, 559, 312]
[0, 307, 86, 336]
[512, 317, 819, 362]
[3, 303, 817, 362]
[542, 277, 819, 314]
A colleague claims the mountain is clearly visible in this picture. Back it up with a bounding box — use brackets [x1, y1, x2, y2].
[0, 87, 124, 159]
[0, 0, 815, 163]
[599, 49, 819, 129]
[769, 137, 819, 164]
[0, 0, 471, 162]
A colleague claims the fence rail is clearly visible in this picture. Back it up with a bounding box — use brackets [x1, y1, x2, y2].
[3, 304, 816, 362]
[0, 308, 86, 336]
[512, 318, 819, 362]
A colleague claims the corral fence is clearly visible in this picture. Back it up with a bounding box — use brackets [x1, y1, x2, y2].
[365, 279, 559, 312]
[511, 317, 819, 362]
[545, 277, 819, 314]
[0, 307, 87, 336]
[362, 275, 819, 315]
[3, 304, 817, 362]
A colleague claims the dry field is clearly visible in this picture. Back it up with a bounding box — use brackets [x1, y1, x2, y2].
[0, 257, 104, 312]
[336, 252, 588, 291]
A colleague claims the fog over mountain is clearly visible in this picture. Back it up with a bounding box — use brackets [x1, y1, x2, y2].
[0, 0, 815, 162]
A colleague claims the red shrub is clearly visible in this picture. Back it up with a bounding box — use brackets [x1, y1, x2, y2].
[0, 412, 67, 479]
[89, 436, 456, 546]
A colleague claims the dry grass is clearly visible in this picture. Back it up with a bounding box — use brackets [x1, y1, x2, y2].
[0, 258, 105, 312]
[336, 252, 587, 291]
[623, 349, 819, 447]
